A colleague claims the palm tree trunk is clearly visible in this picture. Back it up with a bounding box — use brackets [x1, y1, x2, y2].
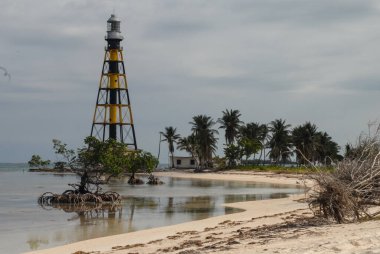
[157, 133, 162, 167]
[171, 152, 175, 168]
[258, 149, 263, 165]
[263, 148, 266, 165]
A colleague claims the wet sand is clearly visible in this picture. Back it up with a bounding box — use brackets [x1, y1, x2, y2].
[25, 171, 380, 254]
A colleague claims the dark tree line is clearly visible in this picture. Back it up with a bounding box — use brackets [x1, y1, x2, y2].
[161, 109, 342, 169]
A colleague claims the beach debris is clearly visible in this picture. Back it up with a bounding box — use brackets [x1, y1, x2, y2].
[111, 243, 145, 250]
[123, 210, 326, 254]
[308, 128, 380, 223]
[147, 239, 163, 244]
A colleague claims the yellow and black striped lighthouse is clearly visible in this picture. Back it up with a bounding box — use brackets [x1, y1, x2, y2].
[91, 14, 137, 149]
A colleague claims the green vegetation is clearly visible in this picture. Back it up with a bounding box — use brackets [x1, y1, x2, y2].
[52, 139, 75, 170]
[160, 126, 180, 168]
[177, 134, 198, 164]
[268, 119, 292, 164]
[233, 164, 333, 174]
[33, 136, 159, 191]
[38, 136, 159, 206]
[123, 148, 158, 184]
[72, 136, 158, 189]
[28, 155, 50, 169]
[218, 109, 242, 145]
[238, 138, 261, 161]
[166, 109, 342, 171]
[189, 115, 218, 169]
[77, 137, 134, 179]
[292, 122, 341, 165]
[223, 144, 242, 167]
[239, 122, 267, 161]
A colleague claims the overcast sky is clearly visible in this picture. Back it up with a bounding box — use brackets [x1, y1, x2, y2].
[1, 0, 380, 163]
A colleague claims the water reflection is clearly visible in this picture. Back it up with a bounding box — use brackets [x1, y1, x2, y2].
[27, 237, 49, 250]
[40, 202, 122, 215]
[165, 197, 174, 218]
[224, 194, 257, 203]
[190, 179, 213, 188]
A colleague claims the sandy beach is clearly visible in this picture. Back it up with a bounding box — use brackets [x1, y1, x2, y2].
[25, 171, 380, 254]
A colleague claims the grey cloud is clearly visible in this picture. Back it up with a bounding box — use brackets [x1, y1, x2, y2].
[143, 19, 210, 39]
[228, 0, 377, 25]
[340, 78, 380, 92]
[1, 0, 380, 162]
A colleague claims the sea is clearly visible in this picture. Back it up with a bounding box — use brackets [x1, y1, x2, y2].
[0, 163, 303, 253]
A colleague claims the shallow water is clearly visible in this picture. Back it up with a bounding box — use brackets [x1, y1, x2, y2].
[0, 165, 303, 253]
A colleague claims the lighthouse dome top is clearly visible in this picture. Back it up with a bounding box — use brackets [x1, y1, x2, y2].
[106, 14, 123, 40]
[107, 14, 121, 23]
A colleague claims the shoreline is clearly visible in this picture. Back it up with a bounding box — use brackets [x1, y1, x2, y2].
[25, 171, 307, 254]
[25, 171, 380, 254]
[155, 170, 307, 186]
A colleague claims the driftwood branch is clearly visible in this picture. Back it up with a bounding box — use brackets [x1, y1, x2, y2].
[307, 127, 380, 223]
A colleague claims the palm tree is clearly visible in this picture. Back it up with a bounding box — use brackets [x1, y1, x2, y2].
[177, 134, 199, 166]
[238, 122, 267, 164]
[258, 124, 268, 164]
[344, 143, 354, 158]
[190, 115, 218, 169]
[218, 109, 242, 145]
[292, 122, 319, 164]
[239, 122, 261, 140]
[316, 131, 340, 165]
[160, 126, 180, 168]
[268, 119, 292, 164]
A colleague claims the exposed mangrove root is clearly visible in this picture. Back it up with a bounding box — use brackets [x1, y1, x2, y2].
[128, 176, 144, 185]
[147, 174, 164, 185]
[38, 191, 121, 206]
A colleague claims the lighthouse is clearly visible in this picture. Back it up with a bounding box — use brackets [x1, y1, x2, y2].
[90, 14, 137, 149]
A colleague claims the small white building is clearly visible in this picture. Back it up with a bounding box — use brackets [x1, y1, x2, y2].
[170, 156, 197, 169]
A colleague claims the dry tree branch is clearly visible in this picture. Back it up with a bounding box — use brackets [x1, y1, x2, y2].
[306, 124, 380, 223]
